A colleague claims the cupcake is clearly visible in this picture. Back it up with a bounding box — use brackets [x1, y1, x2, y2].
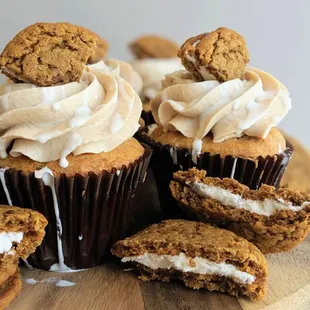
[0, 22, 151, 270]
[137, 27, 293, 218]
[129, 35, 184, 125]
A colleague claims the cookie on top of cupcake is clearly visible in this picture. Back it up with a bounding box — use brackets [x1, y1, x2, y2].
[0, 22, 151, 270]
[138, 27, 293, 217]
[129, 35, 184, 125]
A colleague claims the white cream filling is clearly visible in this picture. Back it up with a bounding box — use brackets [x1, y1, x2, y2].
[122, 252, 255, 284]
[188, 181, 310, 216]
[0, 231, 23, 254]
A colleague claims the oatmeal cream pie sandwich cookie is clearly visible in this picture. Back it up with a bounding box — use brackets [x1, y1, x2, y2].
[0, 22, 152, 270]
[0, 268, 21, 310]
[0, 205, 47, 309]
[112, 220, 268, 301]
[129, 35, 184, 125]
[170, 169, 310, 254]
[137, 27, 293, 218]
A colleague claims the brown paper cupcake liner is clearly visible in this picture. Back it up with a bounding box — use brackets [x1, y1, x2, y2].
[141, 110, 155, 126]
[0, 144, 152, 270]
[137, 129, 293, 218]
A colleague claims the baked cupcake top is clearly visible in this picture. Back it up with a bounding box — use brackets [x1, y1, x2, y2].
[0, 23, 143, 168]
[129, 35, 184, 102]
[150, 28, 291, 156]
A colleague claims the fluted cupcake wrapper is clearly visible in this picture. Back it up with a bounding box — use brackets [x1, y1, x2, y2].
[141, 110, 155, 126]
[137, 130, 294, 219]
[0, 144, 152, 270]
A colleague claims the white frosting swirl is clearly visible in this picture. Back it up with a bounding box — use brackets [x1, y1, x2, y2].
[90, 59, 143, 94]
[151, 68, 291, 144]
[0, 60, 142, 167]
[130, 58, 184, 101]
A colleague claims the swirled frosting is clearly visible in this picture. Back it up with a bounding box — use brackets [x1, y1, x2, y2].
[0, 60, 142, 167]
[130, 58, 184, 101]
[152, 68, 291, 145]
[91, 59, 143, 94]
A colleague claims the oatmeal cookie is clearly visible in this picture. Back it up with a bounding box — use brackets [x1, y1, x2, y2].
[129, 35, 179, 59]
[0, 22, 98, 86]
[170, 169, 310, 254]
[178, 27, 249, 82]
[112, 219, 267, 301]
[0, 269, 21, 310]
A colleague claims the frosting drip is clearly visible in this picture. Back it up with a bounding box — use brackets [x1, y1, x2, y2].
[151, 68, 291, 144]
[0, 60, 142, 167]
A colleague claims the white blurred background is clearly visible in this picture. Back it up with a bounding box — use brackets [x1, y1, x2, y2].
[0, 0, 309, 147]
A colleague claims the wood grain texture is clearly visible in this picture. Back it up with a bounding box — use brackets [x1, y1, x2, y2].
[6, 170, 310, 310]
[7, 236, 310, 310]
[9, 262, 144, 310]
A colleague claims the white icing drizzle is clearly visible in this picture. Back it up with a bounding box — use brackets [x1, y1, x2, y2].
[24, 277, 76, 287]
[42, 87, 56, 104]
[0, 167, 13, 205]
[59, 133, 83, 168]
[69, 91, 92, 128]
[278, 143, 283, 154]
[60, 86, 66, 101]
[55, 280, 76, 287]
[34, 168, 71, 272]
[192, 139, 202, 165]
[22, 259, 33, 269]
[230, 158, 238, 179]
[170, 148, 178, 165]
[78, 235, 83, 241]
[147, 124, 158, 136]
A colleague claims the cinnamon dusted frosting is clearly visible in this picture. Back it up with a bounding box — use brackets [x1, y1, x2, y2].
[151, 68, 291, 157]
[0, 60, 142, 168]
[131, 58, 184, 101]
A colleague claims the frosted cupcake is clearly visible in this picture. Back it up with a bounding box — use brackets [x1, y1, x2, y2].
[129, 35, 184, 125]
[137, 27, 293, 218]
[0, 22, 151, 270]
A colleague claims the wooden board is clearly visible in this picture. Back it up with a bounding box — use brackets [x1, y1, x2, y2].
[7, 235, 310, 310]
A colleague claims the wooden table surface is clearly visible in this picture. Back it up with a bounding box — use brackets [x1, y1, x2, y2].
[7, 235, 310, 310]
[7, 172, 310, 310]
